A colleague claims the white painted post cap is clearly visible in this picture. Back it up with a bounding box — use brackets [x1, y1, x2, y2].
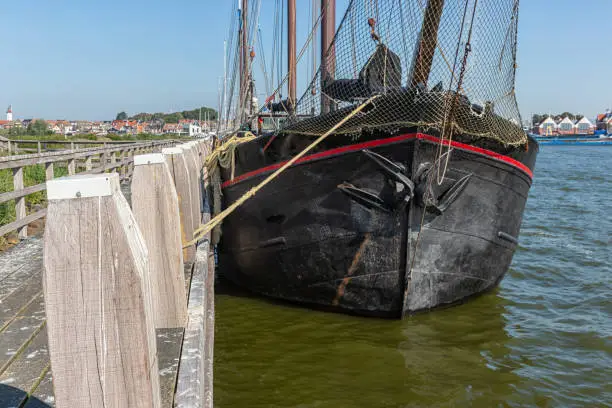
[134, 153, 165, 166]
[47, 173, 120, 200]
[162, 147, 183, 155]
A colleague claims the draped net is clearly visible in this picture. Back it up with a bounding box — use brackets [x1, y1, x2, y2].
[278, 0, 527, 147]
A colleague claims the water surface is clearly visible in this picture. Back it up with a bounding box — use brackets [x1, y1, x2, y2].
[214, 145, 612, 407]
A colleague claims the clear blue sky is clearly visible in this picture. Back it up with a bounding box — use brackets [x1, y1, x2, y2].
[1, 0, 610, 121]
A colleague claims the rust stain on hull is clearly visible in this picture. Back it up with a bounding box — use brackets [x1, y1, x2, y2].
[332, 233, 371, 306]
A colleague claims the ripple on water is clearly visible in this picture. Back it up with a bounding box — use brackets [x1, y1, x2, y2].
[214, 146, 612, 407]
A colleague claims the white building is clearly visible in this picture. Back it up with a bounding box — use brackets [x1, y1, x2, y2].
[182, 121, 202, 137]
[539, 116, 557, 135]
[6, 105, 12, 121]
[557, 116, 574, 134]
[575, 117, 595, 134]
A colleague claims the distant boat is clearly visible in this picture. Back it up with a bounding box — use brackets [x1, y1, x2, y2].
[532, 134, 612, 146]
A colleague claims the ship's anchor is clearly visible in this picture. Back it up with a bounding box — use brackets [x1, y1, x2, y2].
[338, 149, 415, 213]
[414, 163, 472, 215]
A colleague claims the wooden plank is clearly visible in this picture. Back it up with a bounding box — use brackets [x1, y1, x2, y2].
[22, 368, 53, 407]
[132, 154, 187, 329]
[163, 148, 195, 263]
[0, 273, 42, 332]
[0, 183, 46, 205]
[0, 326, 50, 408]
[156, 328, 184, 408]
[13, 167, 27, 239]
[0, 294, 46, 375]
[43, 173, 162, 408]
[203, 245, 215, 405]
[0, 237, 43, 287]
[0, 209, 47, 238]
[174, 242, 213, 408]
[0, 142, 169, 170]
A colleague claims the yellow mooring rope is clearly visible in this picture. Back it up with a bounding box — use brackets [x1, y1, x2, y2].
[185, 95, 379, 247]
[205, 131, 257, 179]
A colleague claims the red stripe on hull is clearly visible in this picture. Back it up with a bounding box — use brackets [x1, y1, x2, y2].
[221, 133, 533, 188]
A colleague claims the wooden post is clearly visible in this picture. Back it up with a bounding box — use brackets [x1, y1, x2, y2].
[110, 151, 117, 171]
[13, 167, 27, 239]
[128, 149, 134, 178]
[162, 147, 196, 263]
[37, 141, 42, 154]
[179, 143, 202, 229]
[45, 162, 54, 181]
[132, 153, 187, 328]
[43, 173, 162, 408]
[7, 140, 11, 155]
[102, 151, 108, 173]
[85, 156, 93, 171]
[119, 150, 126, 179]
[68, 157, 76, 176]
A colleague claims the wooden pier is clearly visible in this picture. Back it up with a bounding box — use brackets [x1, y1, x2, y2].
[0, 138, 215, 407]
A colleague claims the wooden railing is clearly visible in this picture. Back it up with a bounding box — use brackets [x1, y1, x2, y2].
[0, 140, 177, 239]
[4, 138, 163, 154]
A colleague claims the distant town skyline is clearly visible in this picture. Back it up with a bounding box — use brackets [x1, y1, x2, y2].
[1, 0, 610, 121]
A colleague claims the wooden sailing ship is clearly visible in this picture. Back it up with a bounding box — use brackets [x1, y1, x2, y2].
[212, 0, 538, 318]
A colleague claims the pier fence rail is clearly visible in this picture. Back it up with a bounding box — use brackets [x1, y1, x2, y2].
[0, 139, 177, 239]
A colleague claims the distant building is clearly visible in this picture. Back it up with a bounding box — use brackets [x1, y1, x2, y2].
[6, 105, 12, 121]
[163, 123, 181, 135]
[538, 116, 557, 135]
[575, 117, 595, 135]
[557, 117, 575, 135]
[182, 120, 201, 137]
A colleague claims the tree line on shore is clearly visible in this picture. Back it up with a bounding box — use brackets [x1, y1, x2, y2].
[116, 107, 218, 123]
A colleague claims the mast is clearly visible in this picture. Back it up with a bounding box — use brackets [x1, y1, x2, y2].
[287, 0, 297, 109]
[320, 0, 336, 114]
[410, 0, 445, 88]
[240, 0, 249, 122]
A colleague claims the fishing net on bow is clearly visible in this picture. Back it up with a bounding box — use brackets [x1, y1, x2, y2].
[278, 0, 527, 147]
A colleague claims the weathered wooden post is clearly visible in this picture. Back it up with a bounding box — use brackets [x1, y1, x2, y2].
[179, 143, 202, 229]
[68, 157, 76, 176]
[127, 149, 134, 178]
[163, 147, 196, 263]
[132, 153, 187, 328]
[120, 148, 127, 179]
[43, 173, 161, 408]
[110, 150, 117, 171]
[13, 166, 26, 239]
[45, 162, 54, 181]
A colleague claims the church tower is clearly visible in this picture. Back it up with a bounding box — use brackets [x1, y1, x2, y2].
[6, 105, 13, 121]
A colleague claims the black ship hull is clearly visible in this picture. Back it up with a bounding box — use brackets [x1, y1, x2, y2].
[217, 132, 537, 318]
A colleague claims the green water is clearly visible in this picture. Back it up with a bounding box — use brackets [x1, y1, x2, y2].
[214, 146, 612, 407]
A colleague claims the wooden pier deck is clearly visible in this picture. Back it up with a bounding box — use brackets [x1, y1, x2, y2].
[0, 139, 214, 407]
[0, 236, 211, 407]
